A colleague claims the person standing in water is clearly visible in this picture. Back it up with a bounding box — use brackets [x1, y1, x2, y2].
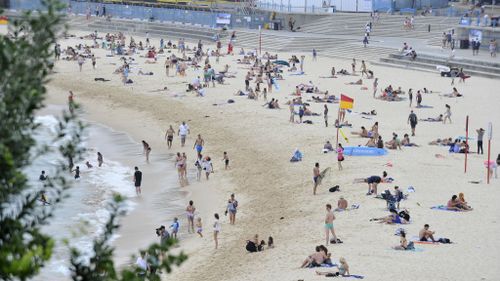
[133, 166, 142, 195]
[39, 171, 47, 181]
[73, 166, 80, 179]
[97, 152, 103, 167]
[186, 200, 196, 233]
[165, 125, 175, 149]
[142, 140, 151, 163]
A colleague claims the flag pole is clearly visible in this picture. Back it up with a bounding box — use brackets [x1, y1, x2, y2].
[487, 122, 492, 184]
[465, 115, 469, 173]
[336, 106, 340, 148]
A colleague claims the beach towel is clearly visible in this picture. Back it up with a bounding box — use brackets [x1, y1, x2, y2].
[290, 71, 305, 76]
[320, 263, 338, 268]
[407, 186, 415, 193]
[346, 275, 365, 279]
[416, 105, 433, 108]
[430, 205, 461, 212]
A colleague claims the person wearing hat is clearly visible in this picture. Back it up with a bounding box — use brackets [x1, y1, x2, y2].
[337, 196, 348, 211]
[476, 128, 485, 154]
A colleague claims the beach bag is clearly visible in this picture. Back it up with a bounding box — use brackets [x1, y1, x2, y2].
[246, 241, 257, 252]
[438, 238, 452, 244]
[398, 210, 410, 221]
[406, 241, 415, 250]
[328, 185, 340, 192]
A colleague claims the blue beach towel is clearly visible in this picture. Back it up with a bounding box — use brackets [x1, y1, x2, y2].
[290, 71, 305, 76]
[346, 275, 365, 279]
[430, 205, 461, 212]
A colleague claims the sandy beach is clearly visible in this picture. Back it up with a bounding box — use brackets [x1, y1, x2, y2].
[35, 25, 500, 281]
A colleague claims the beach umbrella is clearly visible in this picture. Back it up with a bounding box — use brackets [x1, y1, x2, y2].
[273, 60, 289, 67]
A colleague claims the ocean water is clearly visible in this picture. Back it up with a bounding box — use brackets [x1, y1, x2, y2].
[28, 114, 185, 281]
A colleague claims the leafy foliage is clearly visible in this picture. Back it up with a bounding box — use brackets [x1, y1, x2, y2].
[0, 1, 186, 280]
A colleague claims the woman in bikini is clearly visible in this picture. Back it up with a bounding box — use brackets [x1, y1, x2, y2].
[175, 152, 183, 180]
[186, 200, 196, 233]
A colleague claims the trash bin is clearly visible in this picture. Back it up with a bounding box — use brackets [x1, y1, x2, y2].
[459, 39, 469, 49]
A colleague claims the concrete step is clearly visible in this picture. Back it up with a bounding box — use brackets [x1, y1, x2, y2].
[389, 53, 500, 72]
[379, 57, 500, 79]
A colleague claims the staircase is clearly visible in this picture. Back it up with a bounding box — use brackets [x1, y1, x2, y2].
[233, 29, 396, 61]
[298, 13, 459, 40]
[375, 53, 500, 79]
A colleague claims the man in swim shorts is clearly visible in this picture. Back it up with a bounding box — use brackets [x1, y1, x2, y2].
[325, 204, 339, 245]
[178, 121, 190, 147]
[419, 224, 436, 242]
[313, 163, 320, 195]
[193, 134, 205, 156]
[408, 110, 418, 136]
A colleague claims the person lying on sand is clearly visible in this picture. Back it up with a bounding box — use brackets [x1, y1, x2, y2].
[335, 119, 352, 128]
[429, 137, 453, 146]
[440, 87, 462, 98]
[316, 257, 350, 277]
[345, 79, 363, 85]
[351, 126, 370, 138]
[361, 110, 377, 116]
[447, 194, 472, 211]
[402, 134, 419, 147]
[420, 114, 443, 122]
[370, 209, 408, 224]
[337, 69, 350, 75]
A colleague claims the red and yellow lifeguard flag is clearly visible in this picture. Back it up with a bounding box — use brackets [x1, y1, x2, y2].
[340, 94, 354, 109]
[0, 16, 8, 25]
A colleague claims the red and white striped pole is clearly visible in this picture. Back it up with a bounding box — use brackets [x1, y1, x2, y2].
[465, 115, 469, 173]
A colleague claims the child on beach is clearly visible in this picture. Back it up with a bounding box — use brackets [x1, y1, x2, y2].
[196, 217, 203, 237]
[223, 151, 230, 169]
[170, 217, 180, 239]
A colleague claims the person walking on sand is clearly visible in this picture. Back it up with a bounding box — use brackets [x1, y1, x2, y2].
[195, 154, 203, 181]
[324, 104, 329, 127]
[165, 125, 175, 149]
[202, 156, 213, 180]
[312, 49, 317, 61]
[178, 121, 190, 147]
[360, 60, 368, 77]
[313, 163, 320, 195]
[213, 213, 221, 249]
[408, 110, 418, 136]
[226, 193, 238, 225]
[133, 166, 142, 195]
[97, 152, 103, 167]
[193, 134, 205, 156]
[476, 128, 485, 154]
[351, 58, 356, 74]
[373, 78, 378, 97]
[222, 151, 230, 169]
[325, 204, 340, 245]
[91, 54, 96, 70]
[337, 143, 344, 170]
[300, 55, 305, 72]
[416, 90, 422, 107]
[443, 104, 452, 124]
[186, 200, 196, 233]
